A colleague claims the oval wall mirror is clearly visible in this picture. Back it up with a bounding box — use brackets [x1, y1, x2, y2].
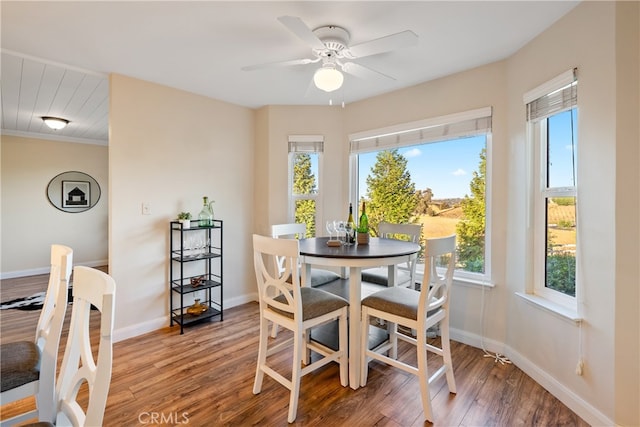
[46, 171, 101, 213]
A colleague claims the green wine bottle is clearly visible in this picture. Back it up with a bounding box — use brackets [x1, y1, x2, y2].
[358, 202, 369, 233]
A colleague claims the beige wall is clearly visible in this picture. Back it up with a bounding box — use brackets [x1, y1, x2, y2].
[108, 74, 255, 339]
[614, 2, 640, 425]
[0, 136, 108, 276]
[254, 104, 346, 236]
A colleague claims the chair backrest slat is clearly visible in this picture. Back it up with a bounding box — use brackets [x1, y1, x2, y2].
[271, 223, 307, 274]
[253, 234, 302, 317]
[377, 222, 422, 286]
[421, 235, 456, 318]
[271, 223, 306, 239]
[56, 266, 115, 427]
[35, 244, 73, 423]
[36, 245, 73, 349]
[378, 222, 421, 243]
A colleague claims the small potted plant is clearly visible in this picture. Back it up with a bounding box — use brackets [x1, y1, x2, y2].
[177, 212, 192, 229]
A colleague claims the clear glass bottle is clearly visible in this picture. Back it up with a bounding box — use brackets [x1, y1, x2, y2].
[198, 196, 213, 227]
[346, 203, 356, 244]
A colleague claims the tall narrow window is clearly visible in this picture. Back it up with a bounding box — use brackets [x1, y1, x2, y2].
[525, 69, 578, 306]
[349, 108, 492, 281]
[289, 136, 323, 237]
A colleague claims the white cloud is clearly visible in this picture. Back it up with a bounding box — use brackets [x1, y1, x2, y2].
[452, 168, 466, 176]
[403, 148, 421, 158]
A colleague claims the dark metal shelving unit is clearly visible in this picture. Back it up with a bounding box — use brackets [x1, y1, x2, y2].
[169, 220, 223, 334]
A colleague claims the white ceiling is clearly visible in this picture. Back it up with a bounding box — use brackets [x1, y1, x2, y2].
[1, 1, 579, 145]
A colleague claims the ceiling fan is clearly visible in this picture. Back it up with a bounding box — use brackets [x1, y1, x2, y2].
[242, 16, 419, 93]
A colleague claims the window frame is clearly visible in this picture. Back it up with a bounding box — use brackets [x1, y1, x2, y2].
[531, 113, 578, 308]
[524, 69, 579, 311]
[288, 136, 323, 237]
[348, 108, 493, 284]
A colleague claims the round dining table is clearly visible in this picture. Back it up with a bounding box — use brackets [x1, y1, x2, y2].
[299, 236, 420, 389]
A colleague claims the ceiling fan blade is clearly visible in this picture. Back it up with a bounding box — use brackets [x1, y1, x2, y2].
[346, 30, 418, 58]
[277, 16, 326, 50]
[341, 61, 396, 81]
[242, 57, 319, 71]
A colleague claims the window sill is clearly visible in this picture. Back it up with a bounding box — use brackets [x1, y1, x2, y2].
[416, 271, 495, 288]
[515, 292, 582, 324]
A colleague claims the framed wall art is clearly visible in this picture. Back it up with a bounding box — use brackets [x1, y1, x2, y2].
[62, 180, 90, 208]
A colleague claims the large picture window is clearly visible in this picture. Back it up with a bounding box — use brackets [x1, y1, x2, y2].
[349, 108, 492, 281]
[288, 136, 323, 237]
[525, 69, 578, 308]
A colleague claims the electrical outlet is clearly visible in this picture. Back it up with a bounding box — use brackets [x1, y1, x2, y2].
[142, 202, 151, 215]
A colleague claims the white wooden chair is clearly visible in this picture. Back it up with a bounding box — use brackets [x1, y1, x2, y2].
[54, 266, 116, 427]
[252, 234, 349, 423]
[360, 235, 457, 423]
[362, 222, 422, 289]
[270, 223, 341, 338]
[0, 244, 73, 426]
[271, 223, 340, 287]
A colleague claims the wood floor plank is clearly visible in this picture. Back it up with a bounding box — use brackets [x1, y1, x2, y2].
[1, 271, 589, 426]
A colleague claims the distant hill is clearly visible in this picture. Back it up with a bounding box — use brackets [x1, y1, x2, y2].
[427, 199, 463, 219]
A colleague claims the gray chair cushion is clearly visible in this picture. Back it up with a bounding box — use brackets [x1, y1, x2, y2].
[309, 269, 341, 287]
[361, 287, 420, 320]
[361, 267, 411, 287]
[271, 287, 348, 321]
[286, 268, 341, 287]
[0, 341, 40, 392]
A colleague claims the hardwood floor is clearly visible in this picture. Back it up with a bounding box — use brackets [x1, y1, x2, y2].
[0, 271, 589, 426]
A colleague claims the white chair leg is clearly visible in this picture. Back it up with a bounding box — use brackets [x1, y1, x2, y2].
[440, 322, 457, 394]
[389, 322, 398, 360]
[253, 318, 269, 394]
[270, 322, 279, 338]
[288, 330, 303, 423]
[338, 309, 349, 387]
[360, 308, 370, 387]
[416, 331, 434, 422]
[303, 329, 311, 365]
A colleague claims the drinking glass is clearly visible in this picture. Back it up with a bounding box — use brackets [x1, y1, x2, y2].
[344, 223, 354, 246]
[336, 221, 346, 245]
[326, 220, 336, 241]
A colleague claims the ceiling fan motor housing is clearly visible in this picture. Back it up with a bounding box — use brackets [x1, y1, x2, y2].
[313, 25, 350, 53]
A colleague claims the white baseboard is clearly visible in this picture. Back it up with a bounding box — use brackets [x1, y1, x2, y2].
[114, 315, 168, 343]
[505, 346, 614, 427]
[112, 293, 258, 343]
[0, 259, 109, 280]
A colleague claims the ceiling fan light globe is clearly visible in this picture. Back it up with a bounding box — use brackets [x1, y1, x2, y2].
[42, 116, 69, 130]
[313, 67, 344, 92]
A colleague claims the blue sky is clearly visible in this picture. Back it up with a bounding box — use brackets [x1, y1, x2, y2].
[357, 135, 486, 199]
[548, 109, 578, 188]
